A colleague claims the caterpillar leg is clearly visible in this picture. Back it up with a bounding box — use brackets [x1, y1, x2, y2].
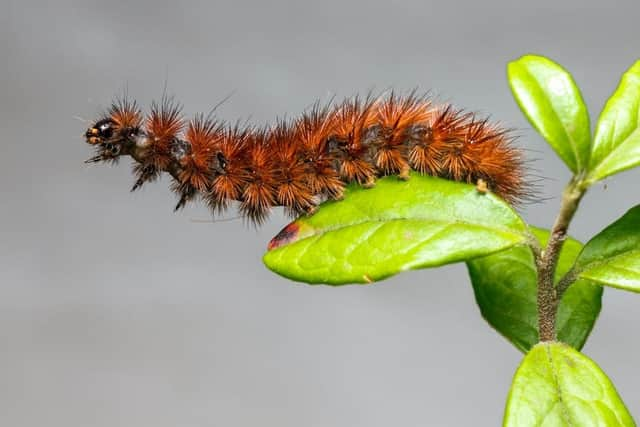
[398, 164, 411, 181]
[332, 188, 345, 200]
[362, 175, 376, 188]
[303, 205, 318, 216]
[476, 178, 489, 194]
[131, 164, 158, 192]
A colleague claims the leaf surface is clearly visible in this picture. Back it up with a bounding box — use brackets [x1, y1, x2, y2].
[264, 174, 528, 285]
[508, 54, 591, 173]
[589, 60, 640, 181]
[574, 205, 640, 292]
[504, 342, 635, 426]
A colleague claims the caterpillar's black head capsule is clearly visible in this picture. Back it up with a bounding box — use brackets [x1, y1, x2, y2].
[84, 119, 147, 163]
[84, 119, 130, 163]
[85, 118, 116, 145]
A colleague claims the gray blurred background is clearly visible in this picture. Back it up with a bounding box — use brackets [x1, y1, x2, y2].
[2, 0, 639, 425]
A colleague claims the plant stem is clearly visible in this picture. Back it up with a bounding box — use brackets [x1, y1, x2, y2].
[556, 266, 579, 298]
[536, 176, 588, 342]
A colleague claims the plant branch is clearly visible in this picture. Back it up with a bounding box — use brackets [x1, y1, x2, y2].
[556, 266, 580, 297]
[526, 229, 544, 268]
[536, 176, 588, 342]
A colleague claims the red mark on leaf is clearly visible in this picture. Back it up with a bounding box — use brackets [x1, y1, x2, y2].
[268, 222, 301, 250]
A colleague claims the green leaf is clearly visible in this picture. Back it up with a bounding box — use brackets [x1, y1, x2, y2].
[263, 173, 528, 285]
[508, 54, 591, 173]
[467, 228, 602, 352]
[588, 60, 640, 182]
[573, 205, 640, 292]
[504, 342, 635, 426]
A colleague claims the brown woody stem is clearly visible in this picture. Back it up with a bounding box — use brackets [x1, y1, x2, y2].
[535, 176, 588, 342]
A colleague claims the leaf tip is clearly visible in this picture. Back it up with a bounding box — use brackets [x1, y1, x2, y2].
[267, 221, 301, 250]
[267, 220, 316, 250]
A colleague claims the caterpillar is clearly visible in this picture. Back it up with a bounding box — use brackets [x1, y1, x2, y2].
[83, 92, 527, 225]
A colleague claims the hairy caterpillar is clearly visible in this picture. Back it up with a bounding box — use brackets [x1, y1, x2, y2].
[83, 92, 527, 225]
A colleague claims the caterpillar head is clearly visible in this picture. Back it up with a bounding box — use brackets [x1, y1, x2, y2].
[85, 118, 116, 144]
[84, 99, 146, 163]
[84, 120, 147, 163]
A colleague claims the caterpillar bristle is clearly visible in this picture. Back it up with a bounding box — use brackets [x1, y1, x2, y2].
[207, 123, 252, 214]
[374, 91, 431, 178]
[83, 90, 530, 225]
[296, 102, 345, 200]
[109, 97, 143, 130]
[330, 95, 378, 185]
[240, 131, 278, 225]
[270, 121, 316, 216]
[180, 115, 221, 190]
[131, 163, 159, 192]
[169, 114, 224, 208]
[145, 96, 184, 170]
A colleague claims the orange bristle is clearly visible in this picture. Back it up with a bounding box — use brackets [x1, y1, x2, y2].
[374, 92, 432, 178]
[130, 96, 184, 192]
[169, 115, 224, 210]
[145, 96, 184, 169]
[179, 115, 223, 192]
[110, 97, 143, 130]
[330, 95, 378, 186]
[207, 124, 252, 214]
[472, 136, 526, 204]
[296, 103, 345, 200]
[239, 131, 277, 224]
[270, 121, 316, 216]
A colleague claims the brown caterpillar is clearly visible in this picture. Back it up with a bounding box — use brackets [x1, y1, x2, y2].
[83, 92, 527, 224]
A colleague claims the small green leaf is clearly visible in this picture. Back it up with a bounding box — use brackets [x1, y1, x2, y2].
[588, 60, 640, 182]
[263, 173, 528, 285]
[508, 54, 591, 173]
[467, 228, 602, 352]
[574, 205, 640, 292]
[504, 342, 635, 426]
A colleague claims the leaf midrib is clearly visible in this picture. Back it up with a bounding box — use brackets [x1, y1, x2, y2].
[292, 216, 526, 247]
[545, 345, 574, 426]
[589, 70, 640, 179]
[520, 66, 585, 172]
[590, 125, 640, 180]
[576, 248, 640, 281]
